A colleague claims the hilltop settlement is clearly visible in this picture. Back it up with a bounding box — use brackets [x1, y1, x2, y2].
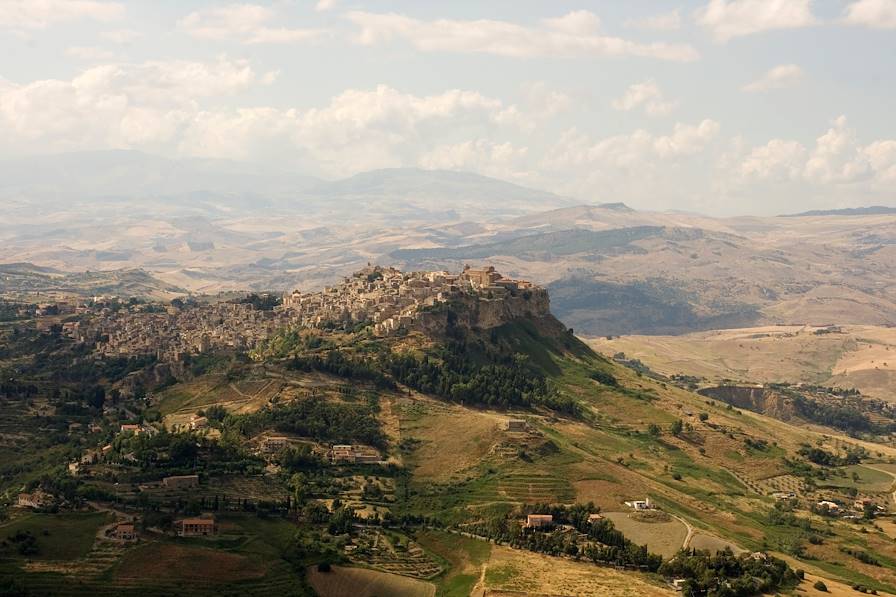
[54, 265, 546, 365]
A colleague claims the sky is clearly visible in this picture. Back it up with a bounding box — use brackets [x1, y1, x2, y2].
[0, 0, 895, 216]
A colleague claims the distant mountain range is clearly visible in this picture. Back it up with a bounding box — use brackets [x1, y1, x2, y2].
[784, 206, 896, 217]
[0, 151, 575, 221]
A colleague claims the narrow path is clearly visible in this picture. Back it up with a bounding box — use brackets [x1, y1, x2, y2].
[470, 562, 488, 597]
[669, 513, 695, 549]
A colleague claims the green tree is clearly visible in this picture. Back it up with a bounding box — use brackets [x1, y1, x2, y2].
[670, 419, 684, 436]
[289, 472, 307, 508]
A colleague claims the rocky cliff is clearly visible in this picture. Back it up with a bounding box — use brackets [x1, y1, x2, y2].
[698, 385, 797, 421]
[414, 287, 553, 336]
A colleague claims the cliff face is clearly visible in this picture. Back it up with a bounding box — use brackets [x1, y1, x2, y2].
[698, 386, 796, 420]
[414, 287, 552, 336]
[472, 288, 551, 329]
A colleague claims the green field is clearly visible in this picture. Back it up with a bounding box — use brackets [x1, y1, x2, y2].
[0, 512, 110, 560]
[416, 530, 491, 597]
[818, 465, 894, 493]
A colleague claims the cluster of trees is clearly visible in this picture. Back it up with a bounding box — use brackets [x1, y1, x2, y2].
[275, 444, 323, 471]
[42, 352, 157, 386]
[180, 351, 228, 378]
[2, 530, 39, 556]
[658, 548, 799, 597]
[0, 381, 39, 399]
[113, 430, 198, 469]
[224, 395, 386, 448]
[589, 369, 618, 387]
[231, 293, 282, 311]
[289, 350, 394, 389]
[384, 342, 577, 414]
[252, 328, 335, 359]
[0, 301, 33, 322]
[113, 429, 264, 477]
[797, 445, 866, 467]
[792, 395, 879, 434]
[465, 502, 662, 571]
[839, 545, 881, 566]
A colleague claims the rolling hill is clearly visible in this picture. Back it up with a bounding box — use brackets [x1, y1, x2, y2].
[589, 324, 896, 403]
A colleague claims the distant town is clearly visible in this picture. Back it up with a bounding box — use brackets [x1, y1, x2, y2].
[40, 265, 540, 363]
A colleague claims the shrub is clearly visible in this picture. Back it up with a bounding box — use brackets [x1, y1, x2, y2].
[813, 580, 828, 592]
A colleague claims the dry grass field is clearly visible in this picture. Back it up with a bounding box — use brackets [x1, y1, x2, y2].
[589, 325, 896, 401]
[480, 545, 674, 596]
[602, 511, 688, 558]
[687, 533, 743, 554]
[398, 395, 507, 482]
[799, 573, 896, 597]
[307, 565, 436, 597]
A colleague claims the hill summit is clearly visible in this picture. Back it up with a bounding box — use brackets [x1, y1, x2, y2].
[282, 264, 552, 338]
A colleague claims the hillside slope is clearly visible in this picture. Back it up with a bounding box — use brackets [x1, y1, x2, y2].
[590, 325, 896, 402]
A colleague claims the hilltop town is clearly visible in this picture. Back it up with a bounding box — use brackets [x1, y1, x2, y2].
[283, 264, 545, 336]
[49, 265, 546, 363]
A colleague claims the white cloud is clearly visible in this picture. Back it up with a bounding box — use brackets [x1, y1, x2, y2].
[612, 81, 676, 116]
[627, 9, 682, 31]
[99, 28, 142, 43]
[843, 0, 896, 29]
[0, 60, 522, 175]
[315, 0, 337, 12]
[0, 0, 123, 29]
[546, 120, 720, 172]
[178, 4, 326, 44]
[743, 64, 805, 92]
[523, 81, 572, 119]
[739, 139, 807, 180]
[75, 57, 264, 105]
[735, 116, 896, 187]
[0, 58, 272, 152]
[654, 120, 721, 157]
[803, 115, 874, 184]
[179, 86, 525, 172]
[864, 140, 896, 182]
[65, 45, 116, 61]
[346, 10, 699, 61]
[695, 0, 817, 41]
[537, 120, 721, 208]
